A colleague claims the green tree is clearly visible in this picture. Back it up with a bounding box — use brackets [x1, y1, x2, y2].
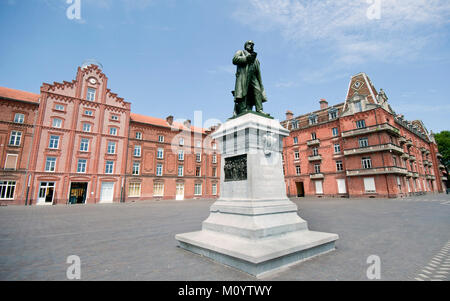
[434, 131, 450, 168]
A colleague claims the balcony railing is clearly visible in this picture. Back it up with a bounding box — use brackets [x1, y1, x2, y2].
[439, 164, 445, 170]
[412, 172, 419, 178]
[442, 176, 448, 181]
[420, 147, 427, 153]
[399, 137, 407, 144]
[346, 166, 408, 177]
[401, 153, 409, 160]
[308, 155, 322, 162]
[405, 139, 413, 147]
[342, 123, 401, 138]
[310, 173, 325, 179]
[307, 139, 320, 147]
[406, 171, 413, 178]
[344, 143, 403, 156]
[409, 155, 416, 162]
[437, 152, 443, 159]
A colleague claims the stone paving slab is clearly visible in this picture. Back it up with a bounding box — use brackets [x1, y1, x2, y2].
[0, 194, 449, 281]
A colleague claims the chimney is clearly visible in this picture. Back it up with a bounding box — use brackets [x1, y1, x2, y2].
[320, 99, 328, 110]
[183, 119, 191, 128]
[166, 115, 174, 125]
[286, 110, 294, 120]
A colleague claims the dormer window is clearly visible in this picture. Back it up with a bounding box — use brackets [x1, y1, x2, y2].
[291, 120, 299, 129]
[87, 88, 96, 101]
[354, 101, 362, 113]
[14, 113, 25, 124]
[328, 108, 338, 120]
[309, 114, 318, 125]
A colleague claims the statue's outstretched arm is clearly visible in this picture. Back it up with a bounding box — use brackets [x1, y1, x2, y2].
[233, 51, 249, 66]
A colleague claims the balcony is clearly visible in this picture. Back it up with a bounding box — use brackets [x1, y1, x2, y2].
[431, 175, 436, 181]
[405, 139, 413, 147]
[420, 147, 427, 153]
[412, 172, 419, 178]
[409, 155, 416, 162]
[401, 153, 409, 160]
[439, 164, 446, 170]
[346, 166, 408, 177]
[426, 175, 432, 180]
[442, 176, 448, 181]
[423, 160, 430, 166]
[341, 123, 401, 138]
[307, 139, 320, 147]
[344, 143, 403, 156]
[310, 173, 325, 179]
[437, 152, 443, 159]
[308, 155, 322, 162]
[399, 137, 407, 145]
[406, 171, 413, 178]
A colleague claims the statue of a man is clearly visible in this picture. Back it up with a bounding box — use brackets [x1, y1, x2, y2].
[232, 40, 268, 117]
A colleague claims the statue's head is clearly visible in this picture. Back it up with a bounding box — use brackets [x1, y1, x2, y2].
[244, 40, 255, 52]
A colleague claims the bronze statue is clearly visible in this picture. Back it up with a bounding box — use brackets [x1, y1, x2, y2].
[232, 40, 268, 117]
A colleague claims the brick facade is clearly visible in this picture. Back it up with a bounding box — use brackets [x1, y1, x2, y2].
[0, 65, 220, 205]
[281, 73, 447, 198]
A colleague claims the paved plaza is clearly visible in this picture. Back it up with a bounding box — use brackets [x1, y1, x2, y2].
[0, 194, 449, 281]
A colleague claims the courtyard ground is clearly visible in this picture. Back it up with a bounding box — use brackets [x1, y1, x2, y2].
[0, 194, 449, 281]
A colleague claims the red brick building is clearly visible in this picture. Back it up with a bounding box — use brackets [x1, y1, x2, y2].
[0, 64, 220, 205]
[282, 73, 447, 198]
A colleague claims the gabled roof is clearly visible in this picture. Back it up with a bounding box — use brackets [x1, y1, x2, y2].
[130, 113, 206, 134]
[0, 87, 40, 104]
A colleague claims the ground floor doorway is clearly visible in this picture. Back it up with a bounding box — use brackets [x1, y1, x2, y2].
[100, 182, 114, 203]
[69, 182, 88, 204]
[296, 182, 305, 197]
[176, 183, 185, 201]
[38, 182, 55, 205]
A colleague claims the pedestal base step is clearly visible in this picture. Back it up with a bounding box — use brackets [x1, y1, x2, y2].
[176, 230, 338, 278]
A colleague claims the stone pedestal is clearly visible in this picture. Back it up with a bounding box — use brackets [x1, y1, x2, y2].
[175, 112, 338, 278]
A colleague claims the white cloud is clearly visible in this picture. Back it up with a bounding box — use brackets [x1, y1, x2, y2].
[233, 0, 450, 68]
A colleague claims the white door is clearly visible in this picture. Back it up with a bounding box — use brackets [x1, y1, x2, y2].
[407, 180, 411, 193]
[364, 177, 376, 193]
[38, 182, 55, 205]
[176, 183, 184, 201]
[337, 179, 347, 194]
[100, 182, 114, 203]
[315, 180, 323, 195]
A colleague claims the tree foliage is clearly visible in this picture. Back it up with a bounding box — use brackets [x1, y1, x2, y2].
[434, 131, 450, 168]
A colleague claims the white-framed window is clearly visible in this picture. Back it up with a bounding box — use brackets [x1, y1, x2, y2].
[196, 166, 201, 177]
[309, 115, 318, 125]
[212, 167, 217, 177]
[364, 177, 376, 193]
[359, 137, 369, 148]
[105, 161, 114, 174]
[111, 115, 119, 121]
[334, 144, 341, 154]
[212, 143, 217, 150]
[213, 154, 217, 164]
[53, 118, 62, 128]
[9, 131, 22, 146]
[129, 183, 141, 197]
[311, 132, 317, 140]
[134, 145, 141, 157]
[212, 183, 217, 196]
[178, 165, 184, 177]
[80, 138, 89, 152]
[329, 110, 338, 120]
[354, 101, 362, 113]
[84, 110, 94, 116]
[107, 142, 116, 154]
[292, 120, 299, 129]
[293, 137, 298, 144]
[196, 153, 201, 162]
[362, 157, 372, 169]
[332, 128, 339, 137]
[312, 147, 319, 156]
[14, 113, 25, 124]
[196, 141, 202, 148]
[315, 180, 323, 194]
[132, 162, 140, 175]
[336, 160, 344, 171]
[45, 157, 56, 172]
[153, 182, 164, 197]
[194, 183, 202, 196]
[77, 159, 87, 173]
[158, 135, 164, 143]
[356, 120, 366, 129]
[157, 148, 164, 159]
[109, 127, 117, 136]
[136, 132, 142, 140]
[296, 166, 301, 175]
[179, 138, 185, 146]
[0, 181, 16, 200]
[83, 123, 91, 132]
[178, 150, 184, 161]
[294, 151, 300, 160]
[314, 164, 321, 174]
[156, 163, 163, 176]
[86, 88, 96, 101]
[49, 135, 60, 149]
[55, 104, 65, 111]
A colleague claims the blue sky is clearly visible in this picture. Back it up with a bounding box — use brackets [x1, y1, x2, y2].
[1, 0, 449, 132]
